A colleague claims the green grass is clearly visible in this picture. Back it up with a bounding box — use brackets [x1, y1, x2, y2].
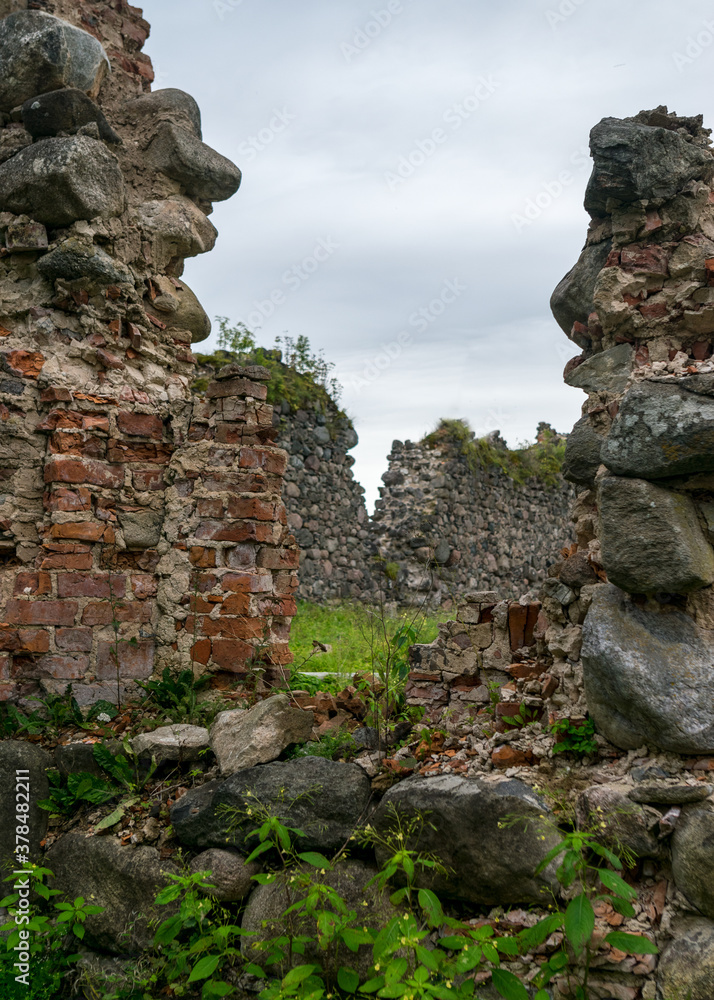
[289, 600, 446, 676]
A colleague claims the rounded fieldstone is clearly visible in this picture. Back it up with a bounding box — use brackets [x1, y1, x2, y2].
[189, 849, 260, 902]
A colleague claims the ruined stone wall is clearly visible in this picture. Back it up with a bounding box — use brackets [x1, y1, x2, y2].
[371, 434, 574, 605]
[0, 0, 297, 705]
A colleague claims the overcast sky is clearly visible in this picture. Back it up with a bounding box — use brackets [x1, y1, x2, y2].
[144, 0, 714, 508]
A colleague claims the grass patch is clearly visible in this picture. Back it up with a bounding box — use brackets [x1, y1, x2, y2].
[289, 600, 446, 676]
[423, 417, 566, 488]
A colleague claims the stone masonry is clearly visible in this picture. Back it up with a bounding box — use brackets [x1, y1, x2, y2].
[0, 0, 297, 705]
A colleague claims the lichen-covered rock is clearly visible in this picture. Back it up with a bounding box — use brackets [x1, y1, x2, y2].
[550, 239, 613, 336]
[209, 693, 313, 776]
[45, 834, 178, 954]
[564, 344, 633, 394]
[658, 918, 714, 1000]
[146, 122, 241, 202]
[170, 757, 371, 853]
[371, 774, 560, 905]
[0, 11, 110, 112]
[584, 116, 714, 216]
[136, 196, 217, 271]
[124, 87, 203, 138]
[598, 477, 714, 594]
[582, 584, 714, 752]
[601, 379, 714, 479]
[0, 136, 125, 225]
[131, 724, 209, 765]
[672, 802, 714, 918]
[150, 278, 211, 343]
[21, 88, 120, 143]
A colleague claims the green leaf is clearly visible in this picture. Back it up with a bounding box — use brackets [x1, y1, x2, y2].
[245, 840, 274, 864]
[282, 964, 318, 987]
[202, 981, 234, 999]
[154, 915, 184, 945]
[598, 868, 636, 900]
[342, 928, 372, 951]
[360, 976, 386, 994]
[604, 931, 658, 955]
[338, 966, 360, 993]
[95, 797, 139, 832]
[188, 954, 222, 983]
[298, 852, 331, 869]
[564, 893, 594, 954]
[496, 936, 520, 956]
[491, 968, 530, 1000]
[155, 883, 183, 905]
[418, 888, 444, 927]
[590, 843, 622, 869]
[518, 913, 563, 951]
[609, 896, 636, 919]
[439, 936, 467, 950]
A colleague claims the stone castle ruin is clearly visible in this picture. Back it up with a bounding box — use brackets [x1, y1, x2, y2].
[0, 0, 298, 705]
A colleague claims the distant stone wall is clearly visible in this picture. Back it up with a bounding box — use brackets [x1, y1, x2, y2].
[273, 400, 375, 602]
[371, 435, 574, 604]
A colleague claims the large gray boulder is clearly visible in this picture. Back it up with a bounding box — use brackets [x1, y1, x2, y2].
[124, 88, 203, 138]
[672, 803, 714, 918]
[146, 122, 241, 202]
[0, 136, 125, 225]
[37, 238, 132, 286]
[135, 196, 217, 271]
[189, 848, 260, 902]
[45, 834, 178, 954]
[241, 861, 394, 978]
[582, 584, 714, 753]
[658, 918, 714, 1000]
[584, 116, 714, 216]
[209, 694, 313, 776]
[171, 757, 371, 853]
[550, 238, 612, 336]
[0, 11, 110, 112]
[370, 775, 560, 906]
[602, 379, 714, 479]
[0, 741, 51, 872]
[598, 477, 714, 594]
[564, 343, 633, 395]
[562, 415, 605, 487]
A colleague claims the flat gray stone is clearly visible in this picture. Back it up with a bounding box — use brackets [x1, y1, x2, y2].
[658, 918, 714, 1000]
[584, 115, 714, 216]
[582, 584, 714, 753]
[209, 693, 313, 776]
[0, 11, 110, 112]
[602, 380, 714, 479]
[629, 782, 712, 805]
[371, 774, 561, 906]
[564, 343, 633, 394]
[37, 238, 132, 286]
[0, 136, 125, 225]
[131, 724, 209, 765]
[171, 757, 371, 854]
[146, 122, 241, 202]
[117, 510, 163, 550]
[576, 784, 661, 859]
[550, 238, 612, 339]
[598, 477, 714, 594]
[673, 803, 714, 918]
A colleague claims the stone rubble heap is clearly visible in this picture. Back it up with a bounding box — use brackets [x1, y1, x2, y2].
[0, 0, 298, 705]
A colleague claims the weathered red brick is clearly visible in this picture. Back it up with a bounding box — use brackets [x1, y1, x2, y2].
[218, 593, 251, 616]
[492, 746, 533, 769]
[81, 602, 152, 626]
[57, 574, 126, 599]
[202, 617, 265, 639]
[4, 600, 78, 627]
[55, 627, 93, 652]
[48, 522, 106, 542]
[45, 487, 92, 512]
[96, 639, 154, 679]
[222, 572, 272, 593]
[131, 574, 157, 599]
[36, 654, 89, 680]
[257, 547, 299, 570]
[238, 447, 287, 475]
[0, 628, 50, 653]
[107, 441, 171, 464]
[194, 520, 277, 544]
[13, 572, 51, 596]
[40, 552, 93, 570]
[44, 457, 124, 488]
[190, 638, 211, 665]
[40, 387, 72, 403]
[5, 350, 45, 378]
[49, 431, 106, 458]
[256, 596, 297, 617]
[225, 497, 277, 521]
[210, 639, 253, 670]
[189, 546, 216, 568]
[117, 411, 163, 438]
[196, 499, 224, 518]
[206, 377, 267, 401]
[132, 469, 164, 491]
[508, 604, 529, 651]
